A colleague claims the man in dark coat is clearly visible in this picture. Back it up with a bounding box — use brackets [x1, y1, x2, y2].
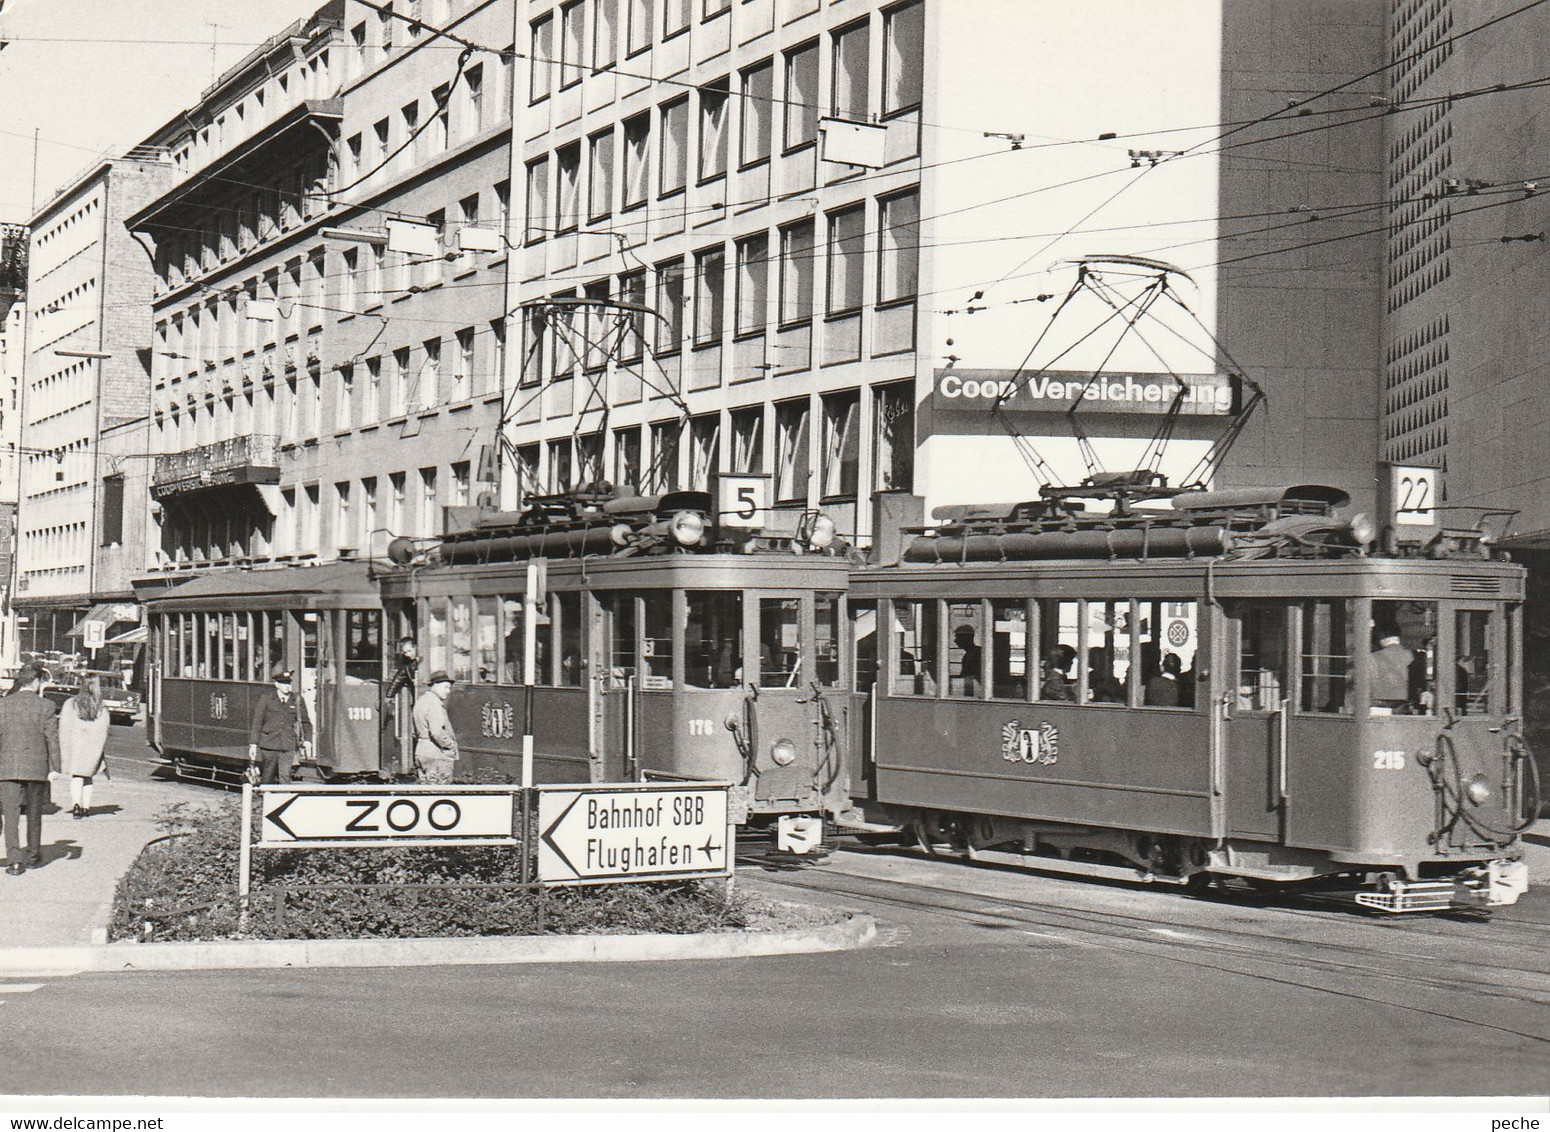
[0, 663, 61, 874]
[247, 668, 313, 784]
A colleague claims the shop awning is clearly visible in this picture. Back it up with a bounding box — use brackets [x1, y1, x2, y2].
[65, 603, 140, 638]
[106, 626, 148, 646]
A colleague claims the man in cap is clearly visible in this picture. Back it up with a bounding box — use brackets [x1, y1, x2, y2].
[248, 668, 314, 784]
[0, 663, 61, 874]
[412, 671, 459, 784]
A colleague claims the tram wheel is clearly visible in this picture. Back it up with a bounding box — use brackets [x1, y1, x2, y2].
[1184, 873, 1215, 897]
[911, 812, 964, 856]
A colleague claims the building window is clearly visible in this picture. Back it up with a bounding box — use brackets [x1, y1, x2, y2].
[457, 194, 480, 270]
[341, 248, 358, 310]
[583, 280, 610, 370]
[577, 432, 604, 484]
[659, 97, 688, 196]
[779, 218, 814, 326]
[689, 414, 720, 490]
[663, 0, 690, 38]
[303, 484, 320, 551]
[588, 128, 615, 220]
[419, 467, 439, 536]
[820, 389, 859, 499]
[784, 41, 819, 151]
[827, 204, 865, 315]
[530, 14, 555, 101]
[739, 59, 773, 167]
[547, 438, 573, 492]
[831, 20, 869, 120]
[419, 339, 441, 409]
[522, 307, 546, 386]
[389, 472, 406, 533]
[451, 460, 471, 506]
[735, 233, 768, 336]
[557, 142, 581, 231]
[698, 79, 729, 182]
[464, 63, 484, 137]
[649, 420, 680, 491]
[525, 156, 549, 243]
[337, 365, 354, 431]
[730, 405, 763, 473]
[368, 243, 385, 303]
[874, 381, 914, 491]
[878, 188, 919, 303]
[774, 399, 810, 503]
[430, 83, 451, 153]
[490, 317, 507, 391]
[622, 113, 650, 209]
[627, 0, 654, 55]
[335, 482, 353, 548]
[656, 258, 684, 354]
[614, 424, 641, 487]
[364, 356, 382, 422]
[884, 0, 924, 115]
[594, 0, 618, 69]
[392, 347, 411, 416]
[100, 475, 125, 546]
[454, 328, 474, 399]
[560, 1, 586, 89]
[362, 477, 378, 547]
[693, 245, 725, 346]
[399, 100, 420, 169]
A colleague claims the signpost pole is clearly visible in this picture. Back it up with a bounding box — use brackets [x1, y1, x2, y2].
[521, 561, 540, 790]
[238, 783, 254, 932]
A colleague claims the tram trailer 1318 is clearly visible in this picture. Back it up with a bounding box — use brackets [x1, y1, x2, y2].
[849, 484, 1534, 913]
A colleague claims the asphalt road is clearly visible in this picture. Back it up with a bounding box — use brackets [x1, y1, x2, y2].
[0, 822, 1545, 1099]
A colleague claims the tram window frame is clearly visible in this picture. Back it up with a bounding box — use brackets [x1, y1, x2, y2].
[1136, 599, 1198, 711]
[989, 598, 1030, 702]
[850, 598, 878, 693]
[555, 592, 582, 687]
[1368, 599, 1437, 717]
[1225, 600, 1289, 714]
[815, 591, 842, 687]
[1298, 599, 1353, 716]
[500, 593, 555, 686]
[1454, 606, 1494, 716]
[448, 596, 474, 683]
[345, 610, 383, 684]
[267, 611, 287, 679]
[945, 600, 986, 699]
[1083, 599, 1133, 706]
[759, 596, 804, 689]
[474, 598, 498, 684]
[1035, 599, 1080, 704]
[890, 598, 938, 697]
[1507, 603, 1522, 714]
[426, 599, 449, 677]
[683, 590, 743, 689]
[641, 592, 674, 690]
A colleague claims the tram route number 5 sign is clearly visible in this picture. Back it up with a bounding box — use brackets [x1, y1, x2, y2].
[537, 783, 733, 886]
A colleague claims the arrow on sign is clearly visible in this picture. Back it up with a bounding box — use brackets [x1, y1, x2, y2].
[266, 793, 300, 839]
[539, 793, 583, 877]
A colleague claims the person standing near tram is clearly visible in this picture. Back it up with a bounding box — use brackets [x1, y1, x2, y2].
[248, 668, 314, 784]
[412, 671, 460, 783]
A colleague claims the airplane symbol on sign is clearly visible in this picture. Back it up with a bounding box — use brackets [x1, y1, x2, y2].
[699, 835, 723, 861]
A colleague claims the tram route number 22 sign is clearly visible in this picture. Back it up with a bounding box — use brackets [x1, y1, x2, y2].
[537, 783, 732, 886]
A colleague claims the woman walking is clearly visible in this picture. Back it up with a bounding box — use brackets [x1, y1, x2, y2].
[61, 676, 110, 819]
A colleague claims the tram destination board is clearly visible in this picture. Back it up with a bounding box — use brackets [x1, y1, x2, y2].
[537, 783, 733, 886]
[258, 785, 519, 849]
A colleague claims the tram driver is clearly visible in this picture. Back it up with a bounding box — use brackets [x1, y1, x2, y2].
[1369, 629, 1414, 715]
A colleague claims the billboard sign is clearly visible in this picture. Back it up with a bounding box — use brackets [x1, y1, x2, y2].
[934, 369, 1236, 416]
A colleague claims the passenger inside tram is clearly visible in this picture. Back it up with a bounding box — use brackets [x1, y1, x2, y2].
[1040, 644, 1076, 701]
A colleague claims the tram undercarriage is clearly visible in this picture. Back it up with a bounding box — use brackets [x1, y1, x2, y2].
[843, 806, 1529, 913]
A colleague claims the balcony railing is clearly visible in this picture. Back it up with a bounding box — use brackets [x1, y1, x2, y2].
[152, 434, 280, 498]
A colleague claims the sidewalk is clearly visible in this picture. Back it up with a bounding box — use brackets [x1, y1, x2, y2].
[0, 759, 197, 947]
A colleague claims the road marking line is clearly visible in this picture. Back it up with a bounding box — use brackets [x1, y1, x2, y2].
[1148, 928, 1197, 939]
[0, 984, 47, 993]
[1020, 930, 1063, 940]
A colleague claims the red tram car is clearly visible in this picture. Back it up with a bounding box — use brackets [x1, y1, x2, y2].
[849, 484, 1534, 911]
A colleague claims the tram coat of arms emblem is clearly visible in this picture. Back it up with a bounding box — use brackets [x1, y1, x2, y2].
[480, 700, 516, 740]
[1001, 720, 1059, 766]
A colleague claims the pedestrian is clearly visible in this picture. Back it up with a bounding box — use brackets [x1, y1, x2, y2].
[0, 663, 61, 875]
[247, 668, 313, 785]
[61, 675, 110, 819]
[412, 671, 459, 783]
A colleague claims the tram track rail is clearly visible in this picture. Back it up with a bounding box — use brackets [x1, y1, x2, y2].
[741, 851, 1550, 1046]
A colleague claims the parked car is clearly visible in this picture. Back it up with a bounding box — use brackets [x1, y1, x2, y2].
[41, 670, 141, 724]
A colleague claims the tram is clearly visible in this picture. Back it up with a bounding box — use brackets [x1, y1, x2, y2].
[848, 483, 1535, 911]
[141, 562, 387, 782]
[374, 485, 855, 837]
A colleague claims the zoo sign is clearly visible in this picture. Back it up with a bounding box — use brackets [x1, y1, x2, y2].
[256, 784, 519, 849]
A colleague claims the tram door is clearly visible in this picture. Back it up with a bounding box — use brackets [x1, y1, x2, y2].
[299, 612, 321, 764]
[1220, 601, 1289, 841]
[330, 610, 384, 776]
[594, 593, 638, 781]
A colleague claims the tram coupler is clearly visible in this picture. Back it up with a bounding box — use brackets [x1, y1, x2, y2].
[1353, 858, 1527, 913]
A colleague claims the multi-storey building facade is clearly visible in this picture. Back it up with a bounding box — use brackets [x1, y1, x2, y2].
[0, 224, 25, 663]
[503, 0, 1387, 545]
[16, 154, 173, 655]
[128, 0, 515, 583]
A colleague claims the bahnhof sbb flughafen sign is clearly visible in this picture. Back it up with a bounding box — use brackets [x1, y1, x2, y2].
[933, 369, 1238, 416]
[243, 782, 733, 891]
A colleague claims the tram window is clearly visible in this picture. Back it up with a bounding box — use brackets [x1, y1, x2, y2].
[851, 600, 878, 692]
[221, 614, 239, 681]
[427, 603, 448, 676]
[989, 601, 1027, 701]
[302, 613, 319, 674]
[1229, 602, 1286, 712]
[202, 615, 218, 678]
[1036, 600, 1079, 702]
[1370, 600, 1436, 716]
[1507, 605, 1521, 714]
[474, 599, 498, 684]
[345, 610, 382, 683]
[1299, 600, 1352, 715]
[1084, 600, 1131, 705]
[555, 593, 581, 686]
[946, 601, 985, 698]
[815, 592, 842, 686]
[608, 594, 638, 688]
[449, 597, 474, 683]
[684, 592, 741, 689]
[501, 597, 553, 685]
[1455, 609, 1492, 715]
[891, 600, 938, 697]
[760, 598, 802, 688]
[266, 612, 286, 677]
[641, 593, 673, 689]
[1138, 600, 1197, 708]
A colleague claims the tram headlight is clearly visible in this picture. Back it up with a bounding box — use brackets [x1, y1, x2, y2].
[1466, 775, 1492, 806]
[807, 513, 837, 550]
[770, 738, 797, 766]
[610, 523, 633, 547]
[670, 510, 706, 546]
[1347, 512, 1377, 547]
